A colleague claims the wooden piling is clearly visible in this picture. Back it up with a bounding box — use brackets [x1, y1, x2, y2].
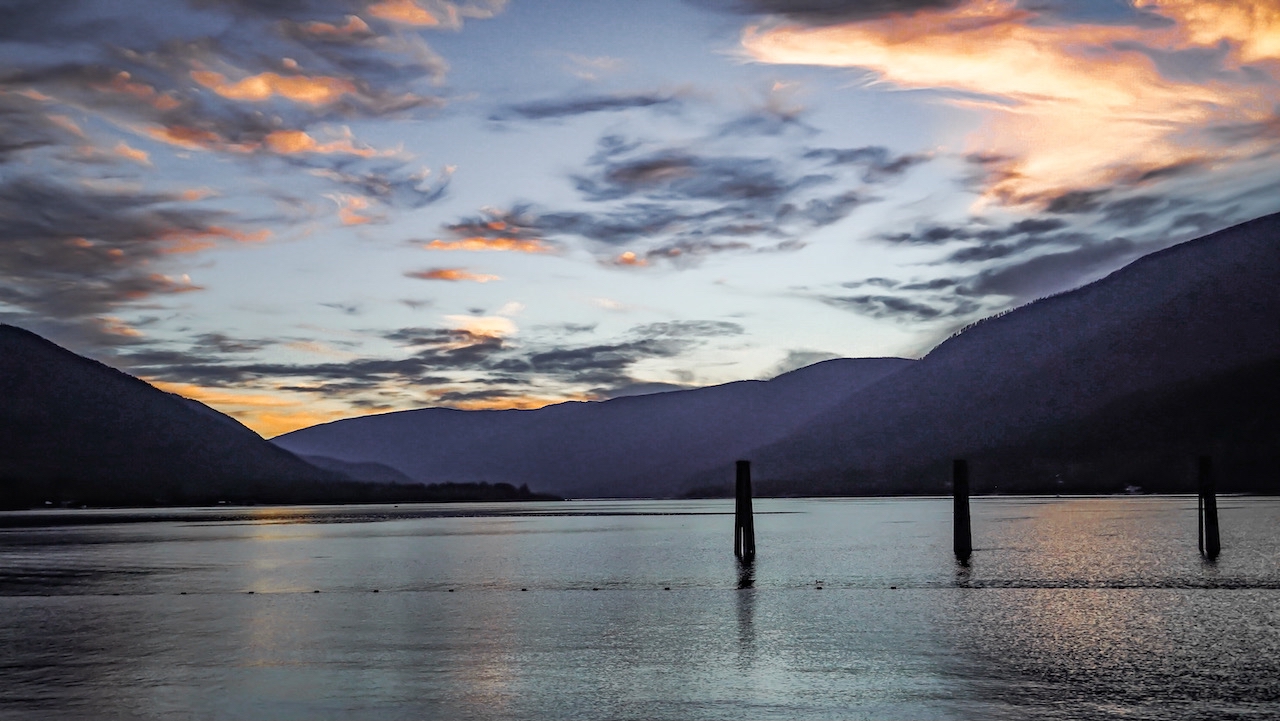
[953, 459, 972, 561]
[1198, 455, 1220, 559]
[734, 460, 756, 562]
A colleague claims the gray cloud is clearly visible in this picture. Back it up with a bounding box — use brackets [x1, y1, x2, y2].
[767, 348, 841, 376]
[1212, 111, 1280, 143]
[0, 92, 80, 162]
[962, 236, 1142, 299]
[0, 1, 462, 236]
[691, 0, 964, 23]
[1110, 40, 1236, 83]
[819, 293, 976, 321]
[1100, 195, 1186, 228]
[431, 133, 898, 266]
[124, 319, 744, 402]
[716, 98, 813, 137]
[492, 91, 683, 121]
[453, 134, 910, 265]
[881, 217, 1067, 246]
[0, 176, 240, 341]
[802, 146, 930, 183]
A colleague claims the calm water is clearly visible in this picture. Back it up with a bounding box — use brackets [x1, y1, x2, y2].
[1, 496, 1278, 720]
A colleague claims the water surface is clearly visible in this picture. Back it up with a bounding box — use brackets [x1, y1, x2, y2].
[2, 496, 1278, 719]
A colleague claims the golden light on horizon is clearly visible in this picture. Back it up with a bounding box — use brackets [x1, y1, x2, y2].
[146, 379, 357, 437]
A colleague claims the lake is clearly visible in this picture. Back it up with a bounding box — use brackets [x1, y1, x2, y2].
[2, 496, 1278, 719]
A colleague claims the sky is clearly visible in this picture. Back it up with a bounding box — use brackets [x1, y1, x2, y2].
[2, 0, 1279, 437]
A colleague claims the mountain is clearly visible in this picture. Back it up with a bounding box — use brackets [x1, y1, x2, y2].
[276, 213, 1280, 498]
[0, 324, 357, 507]
[740, 212, 1280, 495]
[272, 357, 913, 498]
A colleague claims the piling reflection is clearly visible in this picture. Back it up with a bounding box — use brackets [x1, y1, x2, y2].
[736, 562, 756, 665]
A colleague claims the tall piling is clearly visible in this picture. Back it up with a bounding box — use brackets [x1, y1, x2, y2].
[1198, 455, 1220, 559]
[734, 460, 756, 562]
[953, 459, 972, 561]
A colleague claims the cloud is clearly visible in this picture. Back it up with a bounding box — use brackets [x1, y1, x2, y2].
[190, 70, 358, 105]
[421, 207, 558, 253]
[0, 176, 260, 341]
[120, 316, 744, 431]
[443, 314, 517, 337]
[1100, 195, 1186, 228]
[264, 128, 390, 157]
[563, 54, 624, 81]
[962, 236, 1143, 299]
[819, 293, 960, 320]
[716, 81, 814, 137]
[802, 146, 931, 183]
[367, 0, 444, 26]
[438, 134, 910, 267]
[309, 164, 451, 207]
[0, 0, 481, 226]
[0, 92, 83, 161]
[767, 348, 842, 376]
[492, 91, 683, 121]
[695, 0, 965, 23]
[740, 0, 1280, 208]
[879, 216, 1068, 245]
[406, 267, 501, 282]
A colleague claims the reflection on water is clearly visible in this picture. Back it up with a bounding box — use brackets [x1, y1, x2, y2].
[736, 560, 756, 671]
[0, 496, 1278, 719]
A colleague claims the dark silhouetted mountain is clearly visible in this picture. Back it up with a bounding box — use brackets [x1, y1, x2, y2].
[272, 358, 914, 497]
[0, 325, 352, 507]
[276, 213, 1280, 497]
[740, 212, 1280, 495]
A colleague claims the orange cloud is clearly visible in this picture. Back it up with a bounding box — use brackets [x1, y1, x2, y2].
[423, 237, 554, 253]
[368, 0, 440, 26]
[97, 316, 144, 338]
[742, 0, 1280, 207]
[48, 114, 86, 138]
[191, 70, 357, 105]
[406, 267, 502, 282]
[444, 314, 516, 338]
[302, 15, 373, 38]
[158, 226, 271, 254]
[328, 194, 377, 225]
[144, 124, 257, 153]
[94, 71, 182, 111]
[263, 129, 388, 157]
[180, 188, 216, 201]
[113, 141, 150, 165]
[612, 251, 647, 267]
[1141, 0, 1280, 63]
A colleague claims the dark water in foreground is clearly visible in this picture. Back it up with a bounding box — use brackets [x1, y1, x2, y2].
[1, 496, 1278, 720]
